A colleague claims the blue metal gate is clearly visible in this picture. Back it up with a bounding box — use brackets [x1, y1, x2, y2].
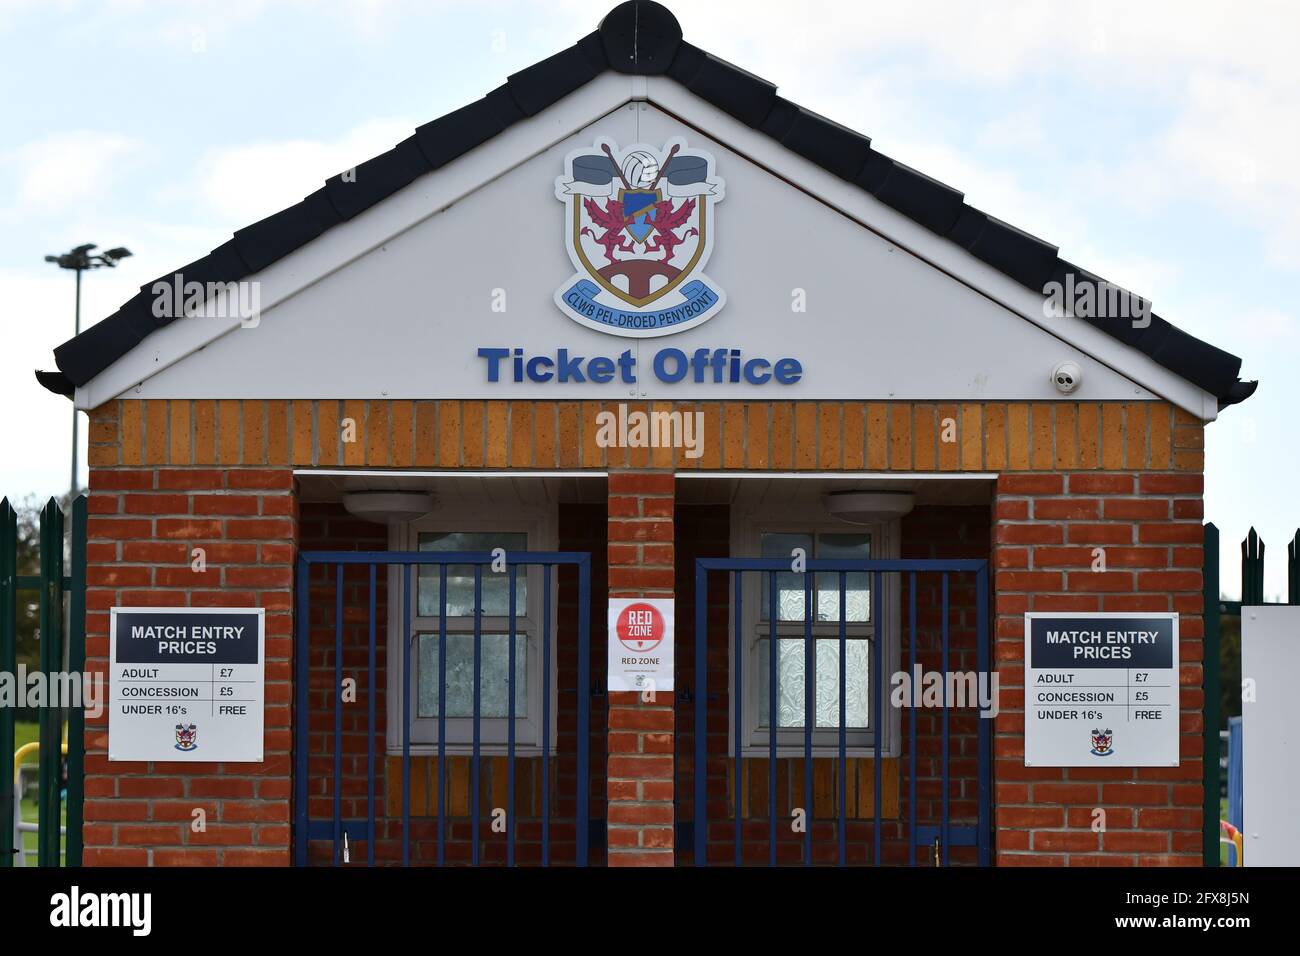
[685, 558, 991, 866]
[293, 550, 593, 866]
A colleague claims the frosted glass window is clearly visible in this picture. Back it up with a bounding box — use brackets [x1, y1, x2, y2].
[417, 532, 527, 617]
[417, 633, 527, 718]
[759, 532, 871, 622]
[757, 637, 870, 729]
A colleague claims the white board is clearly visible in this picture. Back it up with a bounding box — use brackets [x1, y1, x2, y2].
[109, 607, 265, 762]
[1241, 605, 1300, 866]
[608, 598, 674, 693]
[1024, 612, 1179, 767]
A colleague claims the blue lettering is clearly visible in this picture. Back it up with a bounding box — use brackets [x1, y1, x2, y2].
[526, 355, 554, 383]
[654, 348, 688, 383]
[478, 348, 509, 382]
[774, 357, 802, 384]
[556, 349, 586, 383]
[743, 358, 772, 384]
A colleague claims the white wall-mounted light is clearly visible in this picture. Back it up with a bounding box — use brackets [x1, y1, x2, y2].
[823, 490, 916, 523]
[342, 491, 435, 524]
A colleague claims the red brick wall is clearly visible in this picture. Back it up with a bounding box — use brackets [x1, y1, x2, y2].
[299, 501, 605, 865]
[676, 502, 990, 865]
[993, 472, 1204, 865]
[606, 472, 676, 866]
[83, 466, 296, 866]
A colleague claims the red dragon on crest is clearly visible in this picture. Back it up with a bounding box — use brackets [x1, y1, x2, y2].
[580, 195, 698, 264]
[575, 143, 702, 301]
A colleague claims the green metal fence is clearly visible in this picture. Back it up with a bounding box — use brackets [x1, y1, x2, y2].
[1202, 522, 1300, 866]
[1, 495, 87, 867]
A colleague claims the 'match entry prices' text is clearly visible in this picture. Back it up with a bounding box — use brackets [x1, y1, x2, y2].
[1044, 628, 1161, 660]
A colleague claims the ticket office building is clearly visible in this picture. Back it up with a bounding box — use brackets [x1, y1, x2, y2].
[39, 2, 1254, 867]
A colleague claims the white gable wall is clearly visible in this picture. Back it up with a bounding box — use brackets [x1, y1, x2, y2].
[83, 76, 1213, 415]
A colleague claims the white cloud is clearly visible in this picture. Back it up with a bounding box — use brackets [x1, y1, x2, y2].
[0, 270, 92, 497]
[190, 118, 416, 226]
[2, 131, 142, 215]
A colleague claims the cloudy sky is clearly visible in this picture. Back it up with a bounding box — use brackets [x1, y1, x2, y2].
[1, 0, 1296, 597]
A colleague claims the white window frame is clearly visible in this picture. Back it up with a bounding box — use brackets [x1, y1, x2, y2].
[385, 505, 557, 756]
[729, 506, 902, 758]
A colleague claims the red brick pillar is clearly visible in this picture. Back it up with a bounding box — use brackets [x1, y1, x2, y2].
[606, 471, 675, 866]
[83, 459, 297, 866]
[992, 469, 1205, 865]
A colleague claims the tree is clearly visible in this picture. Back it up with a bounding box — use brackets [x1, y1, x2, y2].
[4, 493, 77, 670]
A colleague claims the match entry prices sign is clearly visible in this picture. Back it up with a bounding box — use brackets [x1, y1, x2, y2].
[608, 598, 674, 693]
[109, 607, 264, 762]
[1025, 613, 1178, 767]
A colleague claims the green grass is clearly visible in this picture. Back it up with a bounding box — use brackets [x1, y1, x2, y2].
[12, 720, 64, 864]
[14, 719, 38, 750]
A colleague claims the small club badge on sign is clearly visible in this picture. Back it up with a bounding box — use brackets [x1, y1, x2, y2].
[608, 598, 674, 693]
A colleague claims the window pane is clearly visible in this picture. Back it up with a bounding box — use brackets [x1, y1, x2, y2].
[417, 632, 527, 718]
[757, 638, 870, 729]
[417, 531, 527, 617]
[816, 533, 871, 622]
[759, 533, 812, 621]
[758, 532, 871, 622]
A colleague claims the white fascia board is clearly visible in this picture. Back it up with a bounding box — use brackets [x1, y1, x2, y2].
[78, 73, 640, 411]
[644, 78, 1219, 422]
[80, 70, 1219, 422]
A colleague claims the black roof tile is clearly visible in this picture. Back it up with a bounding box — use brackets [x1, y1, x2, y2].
[963, 214, 1059, 290]
[41, 0, 1252, 409]
[669, 42, 777, 129]
[324, 136, 428, 221]
[508, 44, 603, 116]
[599, 0, 682, 74]
[870, 159, 965, 235]
[413, 98, 508, 169]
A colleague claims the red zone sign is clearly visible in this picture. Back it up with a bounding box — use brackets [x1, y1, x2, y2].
[608, 598, 674, 692]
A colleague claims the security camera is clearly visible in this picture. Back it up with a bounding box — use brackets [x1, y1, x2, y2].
[1051, 361, 1082, 394]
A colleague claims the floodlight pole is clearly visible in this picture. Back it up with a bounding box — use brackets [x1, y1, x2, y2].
[45, 243, 132, 501]
[70, 266, 82, 499]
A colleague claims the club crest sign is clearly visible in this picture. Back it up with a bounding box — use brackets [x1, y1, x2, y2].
[555, 138, 726, 337]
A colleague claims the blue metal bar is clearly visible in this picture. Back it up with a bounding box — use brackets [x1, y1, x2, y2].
[576, 555, 591, 866]
[472, 564, 482, 866]
[802, 569, 813, 867]
[694, 560, 707, 866]
[941, 572, 950, 867]
[507, 564, 517, 867]
[696, 558, 989, 573]
[838, 572, 847, 868]
[402, 564, 412, 867]
[914, 824, 979, 847]
[301, 550, 590, 565]
[908, 571, 916, 867]
[734, 571, 743, 867]
[976, 563, 991, 867]
[333, 564, 343, 866]
[542, 564, 551, 867]
[367, 564, 376, 867]
[873, 570, 883, 867]
[438, 565, 447, 867]
[294, 554, 310, 866]
[768, 571, 777, 867]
